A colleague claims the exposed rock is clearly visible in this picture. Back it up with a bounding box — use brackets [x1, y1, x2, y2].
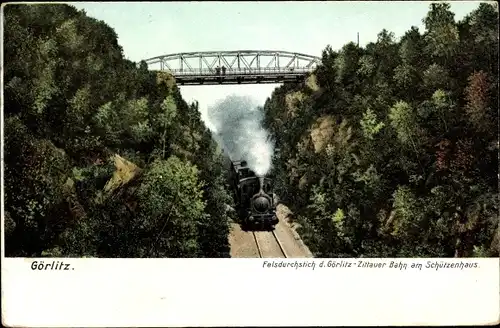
[156, 71, 176, 90]
[276, 203, 295, 224]
[310, 115, 335, 153]
[298, 172, 310, 190]
[305, 74, 320, 92]
[103, 154, 142, 195]
[285, 91, 306, 118]
[62, 177, 76, 196]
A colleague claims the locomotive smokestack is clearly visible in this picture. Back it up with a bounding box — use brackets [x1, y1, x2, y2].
[258, 176, 265, 193]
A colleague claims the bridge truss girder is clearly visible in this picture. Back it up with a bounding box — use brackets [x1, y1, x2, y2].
[143, 50, 321, 85]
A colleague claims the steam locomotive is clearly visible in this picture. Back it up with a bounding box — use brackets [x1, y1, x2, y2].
[229, 159, 279, 229]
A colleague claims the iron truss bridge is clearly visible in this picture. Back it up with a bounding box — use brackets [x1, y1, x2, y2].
[143, 50, 321, 85]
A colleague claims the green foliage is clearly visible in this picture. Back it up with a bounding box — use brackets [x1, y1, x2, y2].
[4, 2, 498, 259]
[4, 4, 232, 258]
[393, 64, 418, 90]
[357, 55, 375, 77]
[389, 101, 422, 149]
[399, 26, 424, 65]
[423, 3, 460, 59]
[423, 64, 450, 90]
[360, 108, 385, 140]
[391, 186, 423, 239]
[262, 2, 498, 258]
[4, 116, 73, 256]
[130, 157, 204, 257]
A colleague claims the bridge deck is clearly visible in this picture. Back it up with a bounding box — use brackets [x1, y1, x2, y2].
[172, 73, 307, 85]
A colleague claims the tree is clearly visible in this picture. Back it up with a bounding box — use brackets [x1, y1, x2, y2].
[4, 4, 232, 258]
[261, 2, 498, 258]
[423, 3, 460, 61]
[464, 70, 494, 133]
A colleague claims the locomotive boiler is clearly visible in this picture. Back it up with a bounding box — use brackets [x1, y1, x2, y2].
[229, 159, 279, 228]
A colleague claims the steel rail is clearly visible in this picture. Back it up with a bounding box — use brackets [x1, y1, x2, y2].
[253, 232, 263, 258]
[272, 230, 288, 258]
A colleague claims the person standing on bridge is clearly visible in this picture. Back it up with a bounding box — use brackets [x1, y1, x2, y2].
[221, 65, 226, 76]
[215, 66, 220, 76]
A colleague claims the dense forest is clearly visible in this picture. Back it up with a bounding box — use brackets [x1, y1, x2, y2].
[3, 3, 499, 258]
[4, 4, 232, 257]
[263, 3, 499, 257]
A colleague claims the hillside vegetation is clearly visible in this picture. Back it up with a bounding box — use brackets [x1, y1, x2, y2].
[4, 3, 498, 259]
[263, 3, 499, 257]
[4, 4, 232, 257]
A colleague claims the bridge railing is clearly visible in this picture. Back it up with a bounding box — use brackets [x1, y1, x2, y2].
[164, 67, 315, 76]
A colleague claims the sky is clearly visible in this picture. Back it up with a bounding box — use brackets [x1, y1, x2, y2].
[70, 1, 483, 129]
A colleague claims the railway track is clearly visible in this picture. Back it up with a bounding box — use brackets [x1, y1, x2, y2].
[253, 230, 288, 258]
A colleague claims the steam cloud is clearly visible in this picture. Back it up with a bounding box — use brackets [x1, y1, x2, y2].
[208, 95, 274, 176]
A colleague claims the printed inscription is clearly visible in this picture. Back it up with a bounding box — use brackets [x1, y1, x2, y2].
[31, 261, 73, 271]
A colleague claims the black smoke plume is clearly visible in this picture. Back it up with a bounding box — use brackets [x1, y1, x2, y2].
[208, 95, 274, 176]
